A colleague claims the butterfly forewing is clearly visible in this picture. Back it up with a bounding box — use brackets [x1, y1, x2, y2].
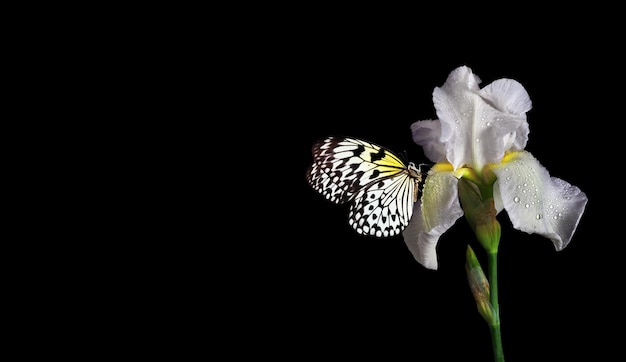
[307, 136, 424, 237]
[309, 137, 408, 201]
[306, 162, 355, 203]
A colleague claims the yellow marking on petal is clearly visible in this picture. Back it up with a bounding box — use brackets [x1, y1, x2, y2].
[500, 151, 523, 165]
[458, 167, 481, 183]
[431, 163, 478, 181]
[431, 163, 454, 172]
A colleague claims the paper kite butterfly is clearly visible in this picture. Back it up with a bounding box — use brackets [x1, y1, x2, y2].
[306, 136, 426, 238]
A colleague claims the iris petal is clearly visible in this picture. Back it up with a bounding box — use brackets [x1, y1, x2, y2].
[430, 66, 530, 171]
[410, 120, 447, 163]
[492, 151, 588, 250]
[402, 168, 464, 269]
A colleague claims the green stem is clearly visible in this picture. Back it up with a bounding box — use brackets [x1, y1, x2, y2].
[488, 250, 504, 362]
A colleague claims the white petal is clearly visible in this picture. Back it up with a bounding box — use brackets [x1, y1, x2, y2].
[492, 151, 588, 250]
[410, 120, 447, 163]
[402, 168, 464, 269]
[480, 78, 531, 151]
[479, 79, 532, 116]
[501, 120, 530, 152]
[442, 65, 482, 91]
[432, 67, 480, 170]
[471, 98, 525, 169]
[432, 66, 528, 171]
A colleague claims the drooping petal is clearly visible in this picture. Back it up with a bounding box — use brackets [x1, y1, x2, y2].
[410, 120, 447, 163]
[492, 151, 588, 250]
[402, 166, 464, 269]
[432, 66, 528, 172]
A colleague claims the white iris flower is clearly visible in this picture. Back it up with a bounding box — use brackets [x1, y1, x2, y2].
[403, 65, 588, 270]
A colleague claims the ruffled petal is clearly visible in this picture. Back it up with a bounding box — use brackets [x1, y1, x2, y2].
[492, 151, 588, 250]
[432, 66, 480, 170]
[479, 79, 532, 116]
[480, 78, 531, 152]
[432, 66, 528, 172]
[501, 120, 530, 152]
[410, 120, 447, 163]
[402, 167, 464, 269]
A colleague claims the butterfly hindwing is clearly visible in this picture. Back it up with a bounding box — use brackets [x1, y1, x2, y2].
[307, 136, 423, 237]
[349, 172, 416, 237]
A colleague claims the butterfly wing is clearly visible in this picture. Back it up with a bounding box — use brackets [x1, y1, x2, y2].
[348, 171, 416, 237]
[307, 136, 421, 237]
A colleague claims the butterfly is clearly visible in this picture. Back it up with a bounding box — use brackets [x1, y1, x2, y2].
[306, 136, 426, 238]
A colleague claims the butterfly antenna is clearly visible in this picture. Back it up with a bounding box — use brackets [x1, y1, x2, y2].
[399, 150, 410, 164]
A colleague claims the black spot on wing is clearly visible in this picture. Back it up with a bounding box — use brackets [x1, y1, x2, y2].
[354, 144, 365, 156]
[370, 147, 386, 162]
[307, 136, 424, 238]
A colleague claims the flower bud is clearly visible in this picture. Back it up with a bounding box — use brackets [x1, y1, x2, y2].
[465, 245, 495, 325]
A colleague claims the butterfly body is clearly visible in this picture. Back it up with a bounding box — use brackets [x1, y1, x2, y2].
[307, 136, 425, 237]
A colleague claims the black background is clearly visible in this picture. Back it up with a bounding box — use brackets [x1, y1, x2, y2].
[253, 30, 624, 361]
[18, 9, 625, 361]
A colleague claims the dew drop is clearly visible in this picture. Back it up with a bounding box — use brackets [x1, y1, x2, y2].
[485, 121, 492, 126]
[524, 204, 530, 208]
[513, 196, 520, 203]
[536, 214, 543, 220]
[475, 138, 480, 143]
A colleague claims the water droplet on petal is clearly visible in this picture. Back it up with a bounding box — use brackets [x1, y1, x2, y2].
[536, 214, 543, 220]
[513, 196, 520, 203]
